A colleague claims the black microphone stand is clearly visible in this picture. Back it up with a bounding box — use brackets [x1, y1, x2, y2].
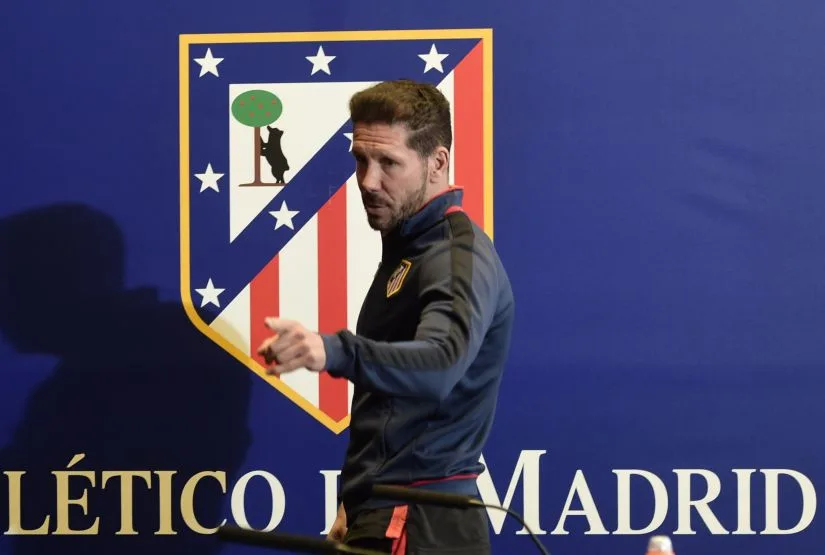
[475, 498, 550, 555]
[216, 485, 551, 555]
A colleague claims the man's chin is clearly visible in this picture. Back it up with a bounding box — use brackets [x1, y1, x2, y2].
[366, 216, 389, 232]
[365, 210, 392, 232]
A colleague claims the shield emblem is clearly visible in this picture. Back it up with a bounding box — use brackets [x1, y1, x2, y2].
[179, 29, 494, 433]
[386, 260, 413, 298]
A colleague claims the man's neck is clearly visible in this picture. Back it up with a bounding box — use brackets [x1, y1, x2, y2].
[380, 182, 452, 238]
[425, 182, 450, 202]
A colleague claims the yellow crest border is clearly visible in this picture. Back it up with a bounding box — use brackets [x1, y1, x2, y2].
[179, 28, 494, 434]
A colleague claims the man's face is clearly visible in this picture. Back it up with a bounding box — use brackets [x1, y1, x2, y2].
[352, 122, 429, 232]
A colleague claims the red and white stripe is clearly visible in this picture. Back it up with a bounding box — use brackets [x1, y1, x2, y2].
[210, 41, 486, 423]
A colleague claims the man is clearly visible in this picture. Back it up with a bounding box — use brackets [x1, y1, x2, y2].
[257, 79, 514, 554]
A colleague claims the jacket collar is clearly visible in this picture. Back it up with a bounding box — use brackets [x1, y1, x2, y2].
[381, 186, 464, 258]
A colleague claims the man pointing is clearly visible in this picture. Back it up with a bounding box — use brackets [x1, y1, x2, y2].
[257, 79, 514, 554]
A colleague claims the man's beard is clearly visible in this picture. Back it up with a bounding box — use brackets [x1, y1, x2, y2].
[364, 171, 428, 232]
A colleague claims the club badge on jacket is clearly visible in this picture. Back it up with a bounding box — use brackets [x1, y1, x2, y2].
[387, 259, 412, 298]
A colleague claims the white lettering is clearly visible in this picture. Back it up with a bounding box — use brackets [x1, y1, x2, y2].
[551, 470, 609, 535]
[613, 470, 668, 534]
[231, 471, 286, 532]
[762, 469, 817, 534]
[319, 470, 341, 535]
[732, 469, 756, 535]
[476, 450, 546, 535]
[673, 469, 728, 535]
[2, 452, 817, 539]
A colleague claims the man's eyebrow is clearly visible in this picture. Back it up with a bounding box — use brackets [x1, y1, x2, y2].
[351, 145, 394, 158]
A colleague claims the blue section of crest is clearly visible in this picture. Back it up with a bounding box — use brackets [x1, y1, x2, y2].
[186, 38, 481, 323]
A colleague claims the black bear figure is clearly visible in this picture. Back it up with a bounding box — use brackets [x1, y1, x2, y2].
[260, 126, 289, 184]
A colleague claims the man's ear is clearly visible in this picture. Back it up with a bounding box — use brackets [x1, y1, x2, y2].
[429, 146, 450, 182]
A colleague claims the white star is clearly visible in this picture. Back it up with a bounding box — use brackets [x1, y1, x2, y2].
[418, 44, 448, 73]
[269, 201, 299, 230]
[194, 163, 224, 193]
[306, 45, 335, 75]
[343, 132, 353, 151]
[193, 48, 224, 78]
[195, 278, 225, 308]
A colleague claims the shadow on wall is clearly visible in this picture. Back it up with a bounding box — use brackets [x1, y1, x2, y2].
[0, 203, 253, 554]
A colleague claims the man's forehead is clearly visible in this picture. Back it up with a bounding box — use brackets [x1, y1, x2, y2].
[352, 123, 411, 153]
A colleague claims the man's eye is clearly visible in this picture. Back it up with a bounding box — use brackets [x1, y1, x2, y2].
[381, 158, 396, 166]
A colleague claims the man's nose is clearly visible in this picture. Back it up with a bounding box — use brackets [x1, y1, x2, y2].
[359, 164, 381, 192]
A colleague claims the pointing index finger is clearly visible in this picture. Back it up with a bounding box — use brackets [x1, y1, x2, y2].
[264, 317, 285, 332]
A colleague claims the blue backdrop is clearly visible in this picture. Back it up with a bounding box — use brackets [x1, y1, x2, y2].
[2, 1, 824, 554]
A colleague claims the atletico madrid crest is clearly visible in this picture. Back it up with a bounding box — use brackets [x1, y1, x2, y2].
[387, 260, 413, 298]
[179, 28, 494, 433]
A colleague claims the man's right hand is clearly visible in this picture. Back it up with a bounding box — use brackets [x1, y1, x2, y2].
[327, 503, 347, 542]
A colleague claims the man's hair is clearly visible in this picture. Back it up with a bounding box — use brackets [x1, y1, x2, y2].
[349, 79, 452, 158]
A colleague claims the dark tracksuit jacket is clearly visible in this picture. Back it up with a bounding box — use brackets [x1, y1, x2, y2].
[322, 187, 515, 522]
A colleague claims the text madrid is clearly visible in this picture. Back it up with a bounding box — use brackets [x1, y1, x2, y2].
[1, 451, 816, 537]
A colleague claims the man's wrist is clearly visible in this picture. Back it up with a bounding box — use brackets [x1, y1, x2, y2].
[321, 332, 354, 379]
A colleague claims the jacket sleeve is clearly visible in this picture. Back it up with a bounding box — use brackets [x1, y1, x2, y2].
[321, 237, 502, 402]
